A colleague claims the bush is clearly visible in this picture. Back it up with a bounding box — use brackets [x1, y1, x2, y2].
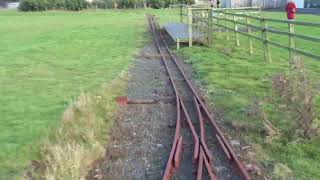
[18, 0, 185, 10]
[47, 0, 65, 9]
[19, 0, 88, 11]
[19, 0, 48, 11]
[147, 0, 191, 9]
[148, 0, 165, 9]
[271, 57, 319, 139]
[91, 0, 108, 9]
[65, 0, 88, 10]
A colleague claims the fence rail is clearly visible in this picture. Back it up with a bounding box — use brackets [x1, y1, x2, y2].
[211, 10, 320, 61]
[170, 5, 320, 62]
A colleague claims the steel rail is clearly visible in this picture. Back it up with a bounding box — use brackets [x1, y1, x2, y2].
[149, 15, 212, 179]
[154, 16, 251, 179]
[148, 15, 215, 180]
[148, 15, 182, 179]
[148, 15, 251, 180]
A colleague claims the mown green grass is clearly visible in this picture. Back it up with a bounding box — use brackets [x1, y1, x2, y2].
[1, 8, 319, 179]
[176, 12, 320, 179]
[0, 9, 149, 178]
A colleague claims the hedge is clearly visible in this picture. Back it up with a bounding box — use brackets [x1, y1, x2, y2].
[19, 0, 88, 11]
[19, 0, 193, 11]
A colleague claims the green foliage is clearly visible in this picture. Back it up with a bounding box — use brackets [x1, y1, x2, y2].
[47, 0, 65, 9]
[18, 0, 187, 10]
[19, 0, 88, 11]
[271, 57, 319, 139]
[148, 0, 165, 9]
[110, 0, 144, 9]
[64, 0, 88, 10]
[18, 0, 49, 11]
[91, 0, 107, 9]
[147, 0, 183, 9]
[272, 163, 293, 179]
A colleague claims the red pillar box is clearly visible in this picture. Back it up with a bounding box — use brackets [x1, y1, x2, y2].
[286, 1, 297, 20]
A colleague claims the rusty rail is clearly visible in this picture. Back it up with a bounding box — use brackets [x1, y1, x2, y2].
[148, 15, 251, 180]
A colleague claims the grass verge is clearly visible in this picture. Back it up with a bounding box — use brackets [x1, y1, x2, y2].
[26, 77, 127, 179]
[0, 10, 148, 178]
[176, 12, 320, 179]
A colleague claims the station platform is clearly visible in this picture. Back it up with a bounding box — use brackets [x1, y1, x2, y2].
[163, 23, 205, 49]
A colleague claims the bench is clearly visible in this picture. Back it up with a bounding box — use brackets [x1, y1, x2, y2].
[163, 23, 204, 49]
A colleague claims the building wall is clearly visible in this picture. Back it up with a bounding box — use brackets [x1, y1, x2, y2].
[295, 0, 305, 8]
[7, 2, 19, 9]
[221, 0, 288, 8]
[0, 0, 6, 8]
[255, 0, 288, 8]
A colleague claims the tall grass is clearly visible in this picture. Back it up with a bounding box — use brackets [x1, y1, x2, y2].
[25, 78, 126, 179]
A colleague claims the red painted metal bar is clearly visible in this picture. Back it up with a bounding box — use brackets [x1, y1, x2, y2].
[161, 101, 180, 180]
[216, 134, 232, 160]
[174, 136, 183, 168]
[180, 97, 200, 162]
[148, 15, 182, 180]
[196, 149, 204, 180]
[193, 96, 213, 163]
[150, 15, 202, 179]
[203, 147, 218, 180]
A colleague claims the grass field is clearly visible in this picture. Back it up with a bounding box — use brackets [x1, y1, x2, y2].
[176, 12, 320, 179]
[0, 10, 149, 178]
[1, 8, 319, 179]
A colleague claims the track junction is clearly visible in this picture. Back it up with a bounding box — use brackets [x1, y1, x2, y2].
[148, 15, 251, 180]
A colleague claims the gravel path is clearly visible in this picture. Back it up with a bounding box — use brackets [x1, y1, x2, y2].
[87, 44, 177, 180]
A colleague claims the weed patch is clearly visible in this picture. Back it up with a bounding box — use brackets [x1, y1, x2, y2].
[25, 78, 126, 179]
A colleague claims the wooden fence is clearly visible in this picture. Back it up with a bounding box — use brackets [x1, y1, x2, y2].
[212, 10, 320, 62]
[173, 5, 320, 62]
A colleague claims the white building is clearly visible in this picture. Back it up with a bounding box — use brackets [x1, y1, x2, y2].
[195, 0, 305, 8]
[295, 0, 305, 8]
[7, 2, 19, 9]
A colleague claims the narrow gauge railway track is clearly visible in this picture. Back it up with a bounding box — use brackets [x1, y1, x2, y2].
[147, 15, 251, 180]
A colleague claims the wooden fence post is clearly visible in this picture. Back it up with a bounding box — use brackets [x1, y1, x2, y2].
[246, 17, 253, 54]
[177, 39, 180, 50]
[207, 9, 213, 46]
[180, 5, 183, 23]
[169, 5, 172, 22]
[225, 13, 230, 40]
[217, 12, 221, 37]
[233, 15, 240, 46]
[288, 22, 295, 60]
[188, 7, 193, 47]
[261, 19, 272, 63]
[197, 11, 200, 32]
